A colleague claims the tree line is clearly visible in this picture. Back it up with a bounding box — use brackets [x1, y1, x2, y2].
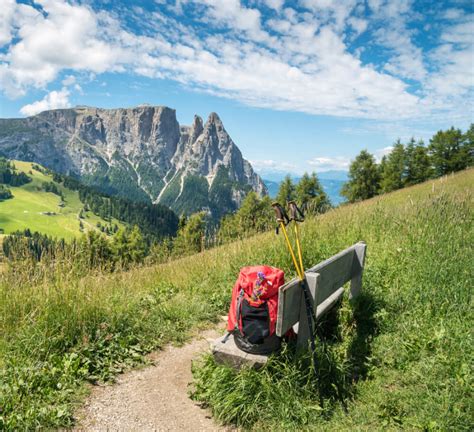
[341, 125, 473, 203]
[0, 158, 32, 200]
[51, 171, 179, 241]
[3, 226, 147, 270]
[23, 170, 330, 266]
[0, 158, 32, 186]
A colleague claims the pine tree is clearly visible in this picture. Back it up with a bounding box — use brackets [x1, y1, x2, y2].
[276, 175, 296, 205]
[173, 211, 207, 255]
[79, 230, 113, 269]
[238, 192, 273, 233]
[380, 140, 406, 192]
[0, 185, 13, 201]
[113, 227, 130, 263]
[127, 225, 146, 263]
[295, 172, 331, 214]
[218, 193, 273, 242]
[405, 139, 432, 185]
[428, 127, 466, 176]
[462, 123, 474, 168]
[341, 150, 380, 203]
[178, 214, 187, 230]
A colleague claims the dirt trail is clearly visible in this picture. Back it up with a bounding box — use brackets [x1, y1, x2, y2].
[74, 327, 231, 431]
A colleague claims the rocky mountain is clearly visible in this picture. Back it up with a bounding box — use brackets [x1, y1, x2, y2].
[0, 106, 266, 217]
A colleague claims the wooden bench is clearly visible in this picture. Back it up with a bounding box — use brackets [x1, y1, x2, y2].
[211, 241, 367, 368]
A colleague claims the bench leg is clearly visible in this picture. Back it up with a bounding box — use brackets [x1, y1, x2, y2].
[350, 242, 367, 300]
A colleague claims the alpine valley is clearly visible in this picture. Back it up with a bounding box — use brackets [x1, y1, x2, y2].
[0, 106, 266, 218]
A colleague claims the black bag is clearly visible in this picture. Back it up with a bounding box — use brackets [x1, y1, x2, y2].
[233, 298, 281, 355]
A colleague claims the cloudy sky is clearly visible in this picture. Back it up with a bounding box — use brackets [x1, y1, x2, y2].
[0, 0, 473, 174]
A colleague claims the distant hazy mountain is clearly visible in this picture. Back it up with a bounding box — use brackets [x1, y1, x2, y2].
[0, 106, 266, 218]
[263, 175, 347, 206]
[263, 179, 281, 198]
[260, 169, 348, 183]
[317, 170, 349, 181]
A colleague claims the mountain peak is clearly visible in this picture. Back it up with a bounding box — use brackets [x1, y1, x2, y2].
[0, 105, 267, 218]
[207, 112, 222, 124]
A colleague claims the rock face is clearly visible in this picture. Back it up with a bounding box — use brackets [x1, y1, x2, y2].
[0, 106, 266, 216]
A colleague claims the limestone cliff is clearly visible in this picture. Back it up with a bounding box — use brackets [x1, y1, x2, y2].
[0, 105, 267, 216]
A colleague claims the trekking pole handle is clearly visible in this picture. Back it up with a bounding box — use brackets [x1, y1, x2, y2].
[288, 200, 305, 222]
[272, 202, 290, 225]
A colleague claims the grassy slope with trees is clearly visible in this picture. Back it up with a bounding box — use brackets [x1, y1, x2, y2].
[341, 125, 473, 203]
[0, 160, 122, 239]
[0, 168, 472, 430]
[0, 159, 179, 242]
[0, 160, 180, 268]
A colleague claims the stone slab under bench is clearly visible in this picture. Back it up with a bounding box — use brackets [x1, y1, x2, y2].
[210, 334, 269, 369]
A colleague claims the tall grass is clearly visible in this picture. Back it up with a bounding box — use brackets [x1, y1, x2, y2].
[192, 171, 474, 430]
[0, 170, 472, 430]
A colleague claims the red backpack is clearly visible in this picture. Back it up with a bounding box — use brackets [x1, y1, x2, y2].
[227, 265, 285, 354]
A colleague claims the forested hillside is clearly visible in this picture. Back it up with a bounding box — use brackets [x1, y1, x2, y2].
[0, 159, 178, 241]
[342, 125, 473, 202]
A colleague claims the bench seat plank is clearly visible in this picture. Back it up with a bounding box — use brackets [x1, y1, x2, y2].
[276, 242, 366, 338]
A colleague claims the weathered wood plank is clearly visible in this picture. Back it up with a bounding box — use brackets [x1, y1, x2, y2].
[350, 242, 367, 299]
[316, 286, 344, 318]
[276, 278, 302, 336]
[276, 242, 366, 338]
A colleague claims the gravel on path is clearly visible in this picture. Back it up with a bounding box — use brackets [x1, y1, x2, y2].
[74, 327, 233, 432]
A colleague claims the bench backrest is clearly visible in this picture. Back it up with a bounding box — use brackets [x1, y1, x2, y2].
[275, 241, 366, 337]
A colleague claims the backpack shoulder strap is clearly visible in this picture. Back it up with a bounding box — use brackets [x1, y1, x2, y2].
[234, 288, 245, 335]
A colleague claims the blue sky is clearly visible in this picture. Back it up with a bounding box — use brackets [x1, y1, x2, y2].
[0, 0, 473, 175]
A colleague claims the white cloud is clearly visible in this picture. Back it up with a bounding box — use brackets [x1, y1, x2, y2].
[0, 0, 15, 47]
[261, 0, 284, 11]
[250, 159, 297, 172]
[348, 17, 368, 36]
[74, 83, 83, 94]
[307, 156, 350, 171]
[425, 15, 474, 108]
[443, 9, 464, 20]
[61, 75, 76, 86]
[0, 0, 132, 97]
[0, 0, 472, 124]
[186, 0, 269, 41]
[20, 87, 70, 116]
[374, 146, 393, 162]
[372, 1, 427, 82]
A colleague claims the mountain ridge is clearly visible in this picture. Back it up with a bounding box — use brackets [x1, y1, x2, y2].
[0, 106, 266, 217]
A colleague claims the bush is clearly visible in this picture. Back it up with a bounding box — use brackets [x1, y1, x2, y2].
[0, 184, 13, 201]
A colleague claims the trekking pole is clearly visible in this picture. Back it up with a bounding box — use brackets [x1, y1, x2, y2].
[272, 201, 317, 351]
[288, 201, 305, 275]
[288, 201, 317, 325]
[287, 201, 319, 375]
[271, 202, 304, 281]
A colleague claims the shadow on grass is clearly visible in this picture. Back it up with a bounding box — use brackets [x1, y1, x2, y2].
[317, 290, 382, 406]
[293, 289, 382, 416]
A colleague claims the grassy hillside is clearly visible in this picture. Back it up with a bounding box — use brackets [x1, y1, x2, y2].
[0, 160, 123, 239]
[0, 169, 472, 430]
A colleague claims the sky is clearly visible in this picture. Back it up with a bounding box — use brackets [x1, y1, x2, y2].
[0, 0, 473, 175]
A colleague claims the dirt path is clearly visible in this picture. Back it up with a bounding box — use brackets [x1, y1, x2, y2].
[74, 327, 231, 431]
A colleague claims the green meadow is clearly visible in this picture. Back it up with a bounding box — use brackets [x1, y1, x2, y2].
[0, 169, 472, 430]
[0, 161, 121, 239]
